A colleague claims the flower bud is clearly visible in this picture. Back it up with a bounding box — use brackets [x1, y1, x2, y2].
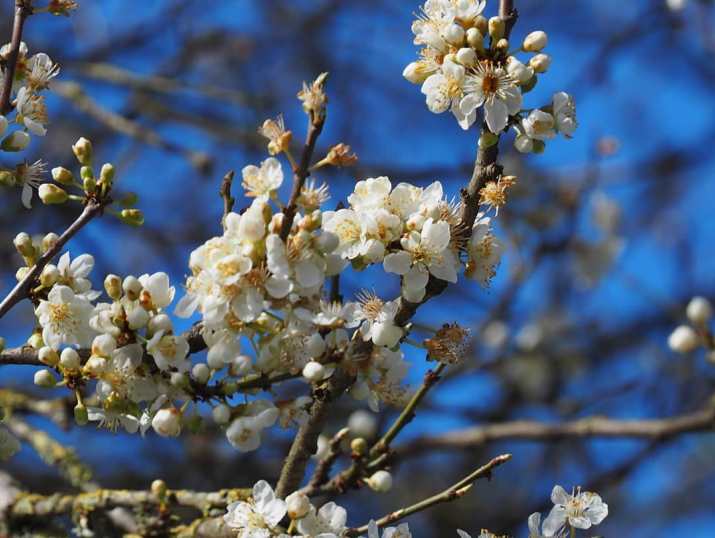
[122, 275, 142, 300]
[488, 17, 505, 40]
[402, 61, 430, 84]
[212, 403, 231, 425]
[347, 410, 378, 439]
[72, 137, 93, 165]
[1, 131, 30, 151]
[34, 368, 57, 388]
[39, 183, 68, 205]
[99, 163, 115, 185]
[302, 361, 326, 382]
[350, 437, 368, 456]
[51, 166, 74, 185]
[148, 313, 172, 335]
[529, 53, 551, 73]
[523, 30, 548, 52]
[456, 47, 477, 67]
[83, 176, 96, 195]
[514, 135, 533, 154]
[474, 15, 488, 36]
[479, 131, 499, 149]
[170, 372, 188, 388]
[444, 23, 465, 46]
[0, 170, 14, 186]
[151, 479, 167, 498]
[366, 470, 393, 493]
[686, 296, 713, 326]
[507, 57, 534, 85]
[496, 38, 509, 53]
[286, 491, 311, 519]
[14, 232, 34, 258]
[152, 408, 182, 437]
[466, 27, 484, 50]
[83, 356, 107, 376]
[74, 402, 88, 425]
[40, 264, 60, 287]
[27, 332, 44, 349]
[38, 346, 59, 366]
[119, 208, 145, 227]
[316, 231, 339, 254]
[192, 363, 210, 384]
[104, 274, 122, 300]
[668, 325, 699, 354]
[92, 334, 116, 357]
[127, 306, 150, 329]
[229, 355, 252, 377]
[60, 348, 81, 370]
[42, 232, 59, 253]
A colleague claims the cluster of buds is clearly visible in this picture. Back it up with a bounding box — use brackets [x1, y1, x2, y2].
[668, 296, 714, 360]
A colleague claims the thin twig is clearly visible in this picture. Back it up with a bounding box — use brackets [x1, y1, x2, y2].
[220, 170, 235, 222]
[0, 0, 32, 115]
[345, 454, 512, 536]
[396, 406, 715, 456]
[278, 114, 325, 241]
[0, 199, 106, 320]
[304, 427, 350, 494]
[274, 369, 352, 498]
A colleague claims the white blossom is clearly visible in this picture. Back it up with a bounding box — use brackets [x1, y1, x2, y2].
[242, 157, 284, 199]
[461, 61, 522, 134]
[542, 485, 608, 536]
[226, 404, 279, 452]
[35, 285, 95, 349]
[224, 480, 287, 538]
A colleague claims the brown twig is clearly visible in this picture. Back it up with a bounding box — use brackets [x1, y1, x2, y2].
[0, 346, 43, 366]
[219, 170, 235, 222]
[304, 427, 350, 494]
[345, 454, 512, 536]
[274, 369, 352, 498]
[0, 0, 32, 115]
[278, 114, 325, 241]
[0, 199, 106, 320]
[396, 405, 715, 457]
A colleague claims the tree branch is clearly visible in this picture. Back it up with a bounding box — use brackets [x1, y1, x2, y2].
[0, 0, 32, 115]
[274, 369, 352, 498]
[219, 170, 235, 222]
[279, 113, 325, 241]
[396, 406, 715, 456]
[345, 454, 512, 536]
[0, 199, 106, 320]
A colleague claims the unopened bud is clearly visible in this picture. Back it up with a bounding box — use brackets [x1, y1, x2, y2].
[72, 137, 93, 165]
[347, 410, 378, 439]
[350, 437, 368, 456]
[212, 403, 232, 425]
[1, 131, 30, 151]
[488, 17, 505, 40]
[152, 407, 182, 437]
[104, 274, 122, 300]
[119, 209, 144, 227]
[74, 402, 88, 425]
[456, 47, 477, 67]
[40, 264, 60, 287]
[99, 163, 115, 185]
[92, 334, 116, 357]
[444, 23, 465, 46]
[496, 38, 509, 53]
[0, 170, 14, 186]
[668, 325, 699, 354]
[366, 470, 393, 493]
[27, 332, 44, 349]
[151, 479, 167, 498]
[38, 346, 59, 366]
[83, 356, 107, 376]
[686, 297, 712, 326]
[192, 363, 210, 384]
[39, 183, 68, 205]
[42, 232, 59, 253]
[60, 348, 81, 370]
[302, 361, 326, 382]
[13, 232, 34, 258]
[122, 275, 142, 300]
[479, 131, 499, 149]
[466, 27, 484, 50]
[51, 166, 74, 185]
[474, 15, 488, 36]
[286, 491, 311, 519]
[523, 31, 548, 52]
[34, 369, 57, 388]
[529, 53, 551, 73]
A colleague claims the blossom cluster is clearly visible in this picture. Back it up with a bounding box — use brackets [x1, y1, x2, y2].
[668, 296, 714, 359]
[221, 480, 607, 538]
[403, 0, 577, 153]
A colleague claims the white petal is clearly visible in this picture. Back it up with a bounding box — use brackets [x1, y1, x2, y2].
[383, 252, 411, 275]
[485, 99, 509, 133]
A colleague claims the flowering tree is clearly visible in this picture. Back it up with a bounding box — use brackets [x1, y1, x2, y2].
[1, 0, 713, 536]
